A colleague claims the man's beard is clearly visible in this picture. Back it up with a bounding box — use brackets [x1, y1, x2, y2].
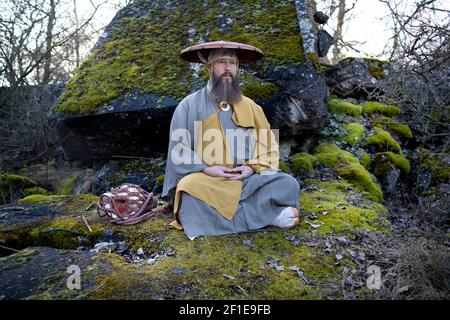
[210, 71, 242, 105]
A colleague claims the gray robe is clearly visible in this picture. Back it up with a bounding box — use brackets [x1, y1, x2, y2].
[162, 83, 300, 239]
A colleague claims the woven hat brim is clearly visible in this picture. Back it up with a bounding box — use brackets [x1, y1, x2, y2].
[180, 41, 264, 63]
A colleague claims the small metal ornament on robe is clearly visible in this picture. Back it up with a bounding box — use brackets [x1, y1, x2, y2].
[218, 101, 230, 112]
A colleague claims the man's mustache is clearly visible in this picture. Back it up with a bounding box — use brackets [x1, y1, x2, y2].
[220, 72, 233, 78]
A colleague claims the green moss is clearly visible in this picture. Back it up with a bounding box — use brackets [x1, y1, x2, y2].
[89, 229, 337, 300]
[279, 160, 291, 173]
[73, 194, 100, 203]
[417, 149, 450, 185]
[314, 144, 383, 202]
[366, 127, 401, 152]
[367, 65, 386, 80]
[362, 101, 400, 117]
[57, 175, 79, 195]
[307, 52, 320, 70]
[340, 123, 365, 146]
[27, 215, 104, 250]
[430, 109, 447, 122]
[374, 152, 411, 176]
[299, 179, 389, 235]
[314, 143, 358, 166]
[18, 194, 67, 204]
[328, 98, 362, 117]
[156, 175, 165, 186]
[360, 152, 372, 170]
[289, 153, 317, 173]
[373, 116, 394, 128]
[340, 57, 388, 80]
[23, 187, 49, 196]
[241, 82, 279, 100]
[389, 123, 413, 139]
[373, 116, 412, 139]
[0, 173, 36, 191]
[54, 1, 305, 114]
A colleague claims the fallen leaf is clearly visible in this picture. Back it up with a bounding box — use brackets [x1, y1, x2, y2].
[305, 220, 323, 228]
[223, 273, 236, 280]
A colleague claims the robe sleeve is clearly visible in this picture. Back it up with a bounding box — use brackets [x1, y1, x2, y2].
[162, 98, 208, 198]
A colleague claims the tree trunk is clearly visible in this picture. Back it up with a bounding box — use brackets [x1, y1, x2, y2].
[332, 0, 345, 64]
[42, 0, 56, 84]
[73, 0, 80, 68]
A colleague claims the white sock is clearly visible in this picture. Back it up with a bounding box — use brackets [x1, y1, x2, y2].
[272, 207, 299, 228]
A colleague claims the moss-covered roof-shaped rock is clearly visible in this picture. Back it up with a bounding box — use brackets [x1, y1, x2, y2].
[54, 0, 305, 115]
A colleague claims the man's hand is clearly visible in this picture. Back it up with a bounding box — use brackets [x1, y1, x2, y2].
[228, 165, 254, 180]
[202, 166, 240, 179]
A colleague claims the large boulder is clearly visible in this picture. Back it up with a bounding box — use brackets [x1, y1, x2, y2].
[325, 57, 390, 99]
[51, 0, 329, 161]
[258, 64, 329, 137]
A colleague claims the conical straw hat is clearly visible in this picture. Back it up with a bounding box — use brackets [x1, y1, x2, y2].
[180, 40, 264, 63]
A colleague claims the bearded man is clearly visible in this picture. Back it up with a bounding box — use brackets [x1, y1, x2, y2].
[162, 41, 300, 240]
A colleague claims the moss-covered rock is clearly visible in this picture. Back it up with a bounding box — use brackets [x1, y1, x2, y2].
[18, 194, 68, 204]
[340, 122, 365, 146]
[416, 148, 450, 185]
[365, 58, 389, 80]
[279, 160, 291, 173]
[0, 173, 38, 204]
[23, 187, 49, 196]
[0, 247, 94, 300]
[340, 56, 388, 74]
[57, 175, 79, 195]
[299, 179, 389, 235]
[54, 0, 305, 114]
[289, 152, 317, 173]
[360, 152, 372, 170]
[366, 127, 401, 152]
[362, 101, 400, 117]
[0, 195, 102, 253]
[373, 116, 412, 139]
[374, 152, 411, 176]
[0, 173, 36, 189]
[314, 143, 383, 202]
[241, 82, 279, 100]
[1, 173, 36, 194]
[328, 98, 362, 117]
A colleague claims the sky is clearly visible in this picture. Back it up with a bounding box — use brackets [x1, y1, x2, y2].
[77, 0, 401, 60]
[318, 0, 393, 58]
